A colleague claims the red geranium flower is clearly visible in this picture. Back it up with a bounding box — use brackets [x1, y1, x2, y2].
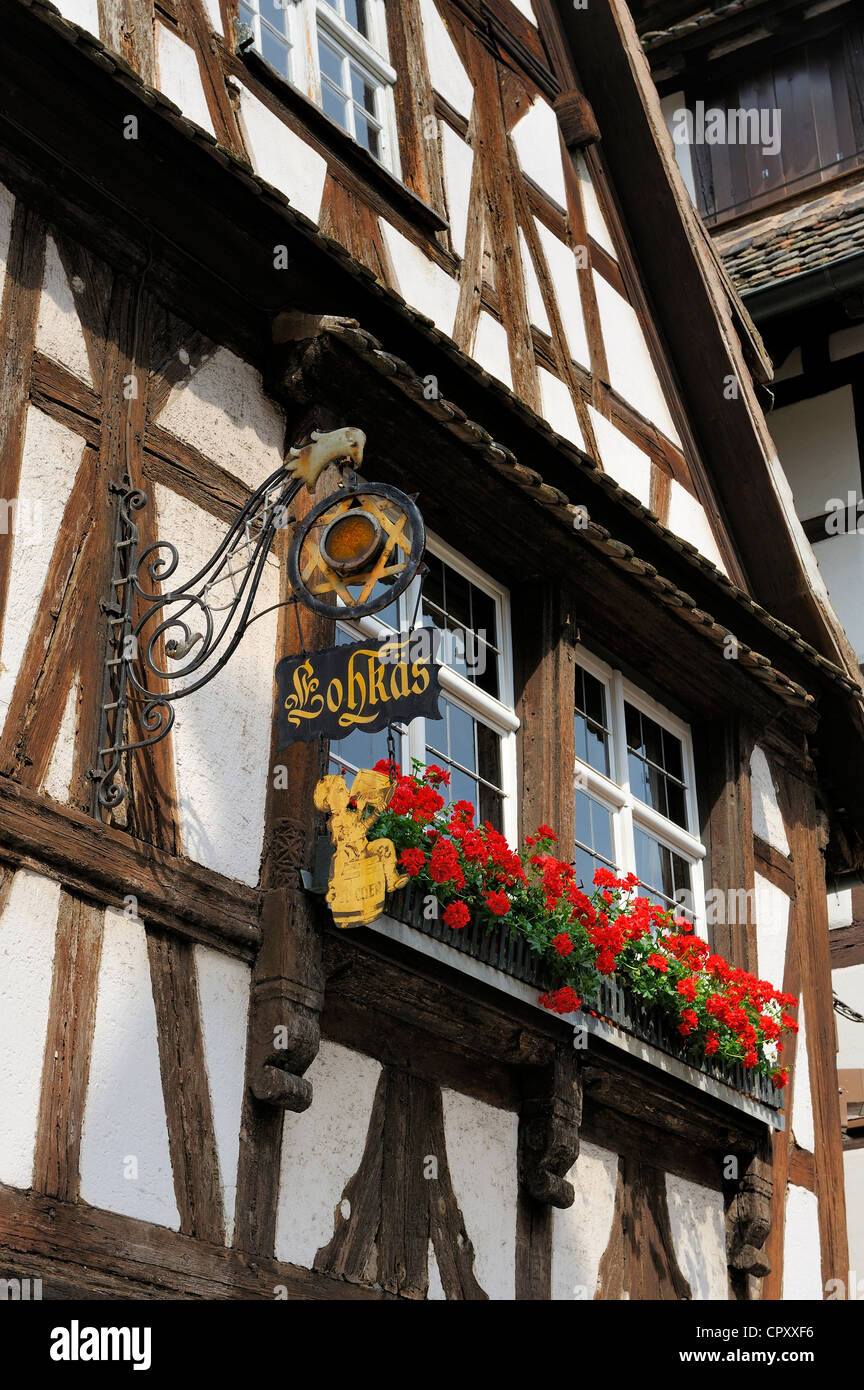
[398, 848, 426, 877]
[645, 953, 669, 973]
[536, 824, 557, 841]
[485, 890, 511, 917]
[771, 1068, 789, 1090]
[442, 900, 470, 930]
[676, 977, 697, 1003]
[552, 932, 574, 956]
[539, 986, 581, 1015]
[705, 1031, 720, 1056]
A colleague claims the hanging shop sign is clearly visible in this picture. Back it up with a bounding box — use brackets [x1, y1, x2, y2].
[275, 630, 442, 748]
[314, 769, 407, 927]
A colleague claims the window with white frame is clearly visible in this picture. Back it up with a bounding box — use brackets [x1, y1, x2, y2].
[572, 649, 706, 934]
[242, 0, 400, 172]
[330, 539, 519, 842]
[239, 0, 295, 81]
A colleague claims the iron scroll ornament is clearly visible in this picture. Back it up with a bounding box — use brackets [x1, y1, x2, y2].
[286, 479, 425, 619]
[89, 428, 425, 818]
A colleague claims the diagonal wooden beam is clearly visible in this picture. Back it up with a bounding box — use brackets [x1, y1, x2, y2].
[0, 201, 46, 660]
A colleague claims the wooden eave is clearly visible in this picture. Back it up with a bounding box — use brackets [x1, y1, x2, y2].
[556, 0, 864, 678]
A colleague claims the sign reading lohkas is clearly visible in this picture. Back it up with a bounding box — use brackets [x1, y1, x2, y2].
[275, 632, 442, 748]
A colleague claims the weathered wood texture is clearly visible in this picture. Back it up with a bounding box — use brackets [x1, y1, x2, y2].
[147, 930, 225, 1243]
[0, 1182, 392, 1300]
[595, 1155, 693, 1299]
[314, 1065, 488, 1299]
[0, 776, 260, 957]
[32, 892, 105, 1201]
[512, 584, 576, 848]
[694, 718, 757, 969]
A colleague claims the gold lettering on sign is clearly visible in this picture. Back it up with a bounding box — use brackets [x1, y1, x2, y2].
[314, 770, 408, 928]
[283, 658, 325, 727]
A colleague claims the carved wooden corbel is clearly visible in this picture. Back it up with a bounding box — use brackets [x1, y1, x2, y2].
[518, 1045, 582, 1208]
[553, 89, 600, 150]
[725, 1151, 773, 1293]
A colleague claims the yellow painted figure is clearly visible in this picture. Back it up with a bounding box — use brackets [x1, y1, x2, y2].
[313, 770, 408, 928]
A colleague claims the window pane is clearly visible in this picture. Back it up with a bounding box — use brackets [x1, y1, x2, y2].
[421, 556, 501, 699]
[345, 0, 369, 38]
[261, 26, 291, 77]
[319, 36, 345, 87]
[329, 726, 392, 776]
[321, 79, 349, 130]
[350, 67, 377, 115]
[575, 668, 610, 776]
[261, 0, 289, 34]
[573, 788, 616, 890]
[634, 828, 693, 919]
[625, 702, 688, 830]
[353, 109, 380, 158]
[426, 700, 504, 831]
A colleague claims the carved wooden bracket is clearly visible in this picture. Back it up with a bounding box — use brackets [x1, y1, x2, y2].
[554, 89, 600, 150]
[518, 1045, 582, 1208]
[247, 880, 325, 1112]
[725, 1152, 773, 1285]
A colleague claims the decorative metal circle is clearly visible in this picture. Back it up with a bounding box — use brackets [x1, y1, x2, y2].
[288, 481, 425, 619]
[320, 509, 383, 575]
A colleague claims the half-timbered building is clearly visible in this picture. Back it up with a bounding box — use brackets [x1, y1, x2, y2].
[0, 0, 859, 1300]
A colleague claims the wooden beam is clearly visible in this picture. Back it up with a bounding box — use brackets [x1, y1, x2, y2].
[0, 775, 260, 958]
[177, 0, 246, 155]
[694, 718, 757, 970]
[32, 891, 104, 1201]
[0, 201, 46, 661]
[754, 835, 796, 894]
[97, 0, 157, 85]
[513, 583, 576, 847]
[830, 920, 864, 970]
[0, 1182, 391, 1300]
[147, 930, 225, 1243]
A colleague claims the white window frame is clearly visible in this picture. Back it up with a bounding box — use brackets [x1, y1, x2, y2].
[573, 645, 707, 937]
[335, 533, 519, 842]
[239, 0, 297, 82]
[275, 0, 400, 174]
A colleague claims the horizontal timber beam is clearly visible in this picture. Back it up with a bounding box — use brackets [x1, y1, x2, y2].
[0, 777, 260, 960]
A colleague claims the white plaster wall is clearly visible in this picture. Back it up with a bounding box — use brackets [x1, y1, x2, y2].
[828, 887, 853, 929]
[0, 871, 60, 1189]
[551, 1139, 618, 1299]
[42, 680, 79, 803]
[666, 1173, 729, 1300]
[0, 180, 14, 307]
[427, 1244, 446, 1300]
[157, 345, 286, 490]
[154, 484, 278, 886]
[473, 310, 512, 390]
[666, 479, 728, 574]
[440, 123, 474, 261]
[79, 908, 180, 1228]
[588, 408, 652, 508]
[237, 89, 328, 224]
[769, 386, 859, 519]
[202, 0, 223, 34]
[0, 410, 84, 735]
[782, 1184, 823, 1299]
[194, 945, 251, 1244]
[155, 24, 215, 135]
[835, 963, 864, 1066]
[593, 273, 681, 445]
[843, 1148, 864, 1279]
[791, 996, 815, 1152]
[275, 1040, 383, 1268]
[809, 528, 864, 663]
[378, 220, 460, 338]
[754, 874, 790, 1000]
[750, 744, 791, 854]
[536, 219, 590, 368]
[51, 0, 100, 36]
[520, 229, 551, 335]
[419, 0, 474, 118]
[574, 154, 616, 259]
[35, 236, 93, 385]
[512, 98, 566, 209]
[539, 369, 584, 450]
[440, 1088, 518, 1300]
